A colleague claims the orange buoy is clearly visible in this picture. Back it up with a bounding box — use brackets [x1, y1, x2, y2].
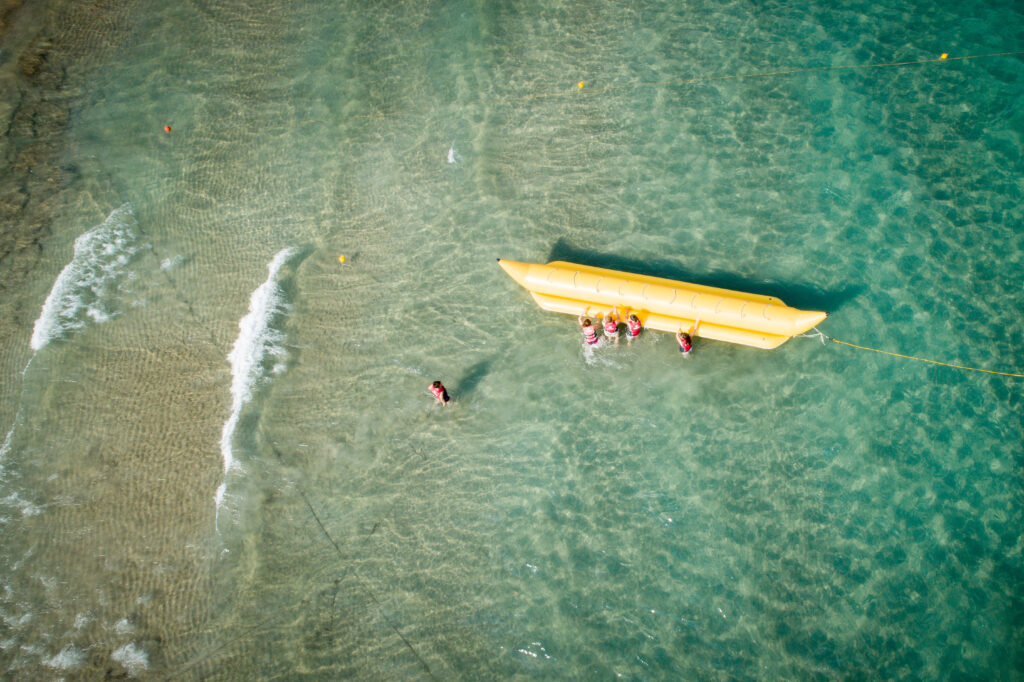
[164, 125, 172, 132]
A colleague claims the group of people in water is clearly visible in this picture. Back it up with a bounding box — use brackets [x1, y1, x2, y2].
[430, 306, 697, 407]
[578, 306, 697, 355]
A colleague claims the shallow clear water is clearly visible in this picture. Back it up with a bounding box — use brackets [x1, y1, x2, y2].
[1, 0, 1022, 678]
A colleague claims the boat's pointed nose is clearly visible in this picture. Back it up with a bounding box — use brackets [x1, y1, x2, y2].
[793, 309, 828, 334]
[497, 258, 531, 287]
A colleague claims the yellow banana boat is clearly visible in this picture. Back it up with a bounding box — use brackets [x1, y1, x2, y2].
[497, 259, 827, 349]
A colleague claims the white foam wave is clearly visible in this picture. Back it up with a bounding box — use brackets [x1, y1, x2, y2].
[216, 248, 294, 509]
[30, 203, 141, 351]
[0, 341, 36, 467]
[160, 255, 185, 270]
[447, 143, 462, 164]
[581, 341, 625, 368]
[2, 611, 32, 627]
[111, 642, 148, 676]
[44, 644, 85, 671]
[1, 492, 42, 516]
[0, 422, 16, 463]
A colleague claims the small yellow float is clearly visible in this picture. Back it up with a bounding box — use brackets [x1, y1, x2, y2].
[497, 259, 827, 349]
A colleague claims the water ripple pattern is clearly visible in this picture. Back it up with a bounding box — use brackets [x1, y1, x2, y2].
[0, 0, 1020, 678]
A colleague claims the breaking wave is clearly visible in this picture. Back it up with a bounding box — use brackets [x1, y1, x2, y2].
[43, 644, 85, 671]
[111, 642, 148, 677]
[30, 203, 143, 351]
[215, 248, 295, 510]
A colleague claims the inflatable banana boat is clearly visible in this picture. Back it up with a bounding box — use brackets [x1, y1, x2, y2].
[497, 259, 827, 349]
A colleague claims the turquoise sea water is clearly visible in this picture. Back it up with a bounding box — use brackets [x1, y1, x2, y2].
[1, 0, 1022, 678]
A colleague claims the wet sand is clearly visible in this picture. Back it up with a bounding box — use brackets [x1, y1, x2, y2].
[0, 2, 235, 676]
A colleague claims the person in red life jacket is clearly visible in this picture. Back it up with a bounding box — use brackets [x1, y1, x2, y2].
[625, 312, 642, 345]
[578, 314, 600, 346]
[676, 320, 700, 357]
[602, 306, 621, 345]
[429, 380, 450, 406]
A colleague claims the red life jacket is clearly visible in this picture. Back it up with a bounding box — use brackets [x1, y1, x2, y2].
[430, 385, 445, 399]
[604, 319, 618, 334]
[627, 318, 641, 337]
[679, 336, 692, 352]
[583, 325, 598, 344]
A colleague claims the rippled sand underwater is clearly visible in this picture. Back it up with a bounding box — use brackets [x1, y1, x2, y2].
[1, 0, 1022, 678]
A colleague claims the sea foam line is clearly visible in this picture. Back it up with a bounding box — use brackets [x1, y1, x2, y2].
[111, 642, 148, 677]
[30, 203, 140, 351]
[5, 205, 138, 464]
[0, 408, 20, 466]
[215, 248, 294, 510]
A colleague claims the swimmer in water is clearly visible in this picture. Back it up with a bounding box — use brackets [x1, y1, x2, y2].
[625, 312, 642, 345]
[677, 320, 700, 357]
[578, 314, 599, 346]
[429, 380, 450, 406]
[602, 307, 621, 345]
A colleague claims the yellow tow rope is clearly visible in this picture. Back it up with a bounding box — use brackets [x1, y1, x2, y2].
[801, 330, 1024, 378]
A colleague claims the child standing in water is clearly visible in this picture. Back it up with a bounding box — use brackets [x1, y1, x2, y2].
[429, 380, 450, 406]
[578, 314, 600, 346]
[602, 307, 621, 345]
[677, 320, 700, 357]
[625, 312, 642, 345]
